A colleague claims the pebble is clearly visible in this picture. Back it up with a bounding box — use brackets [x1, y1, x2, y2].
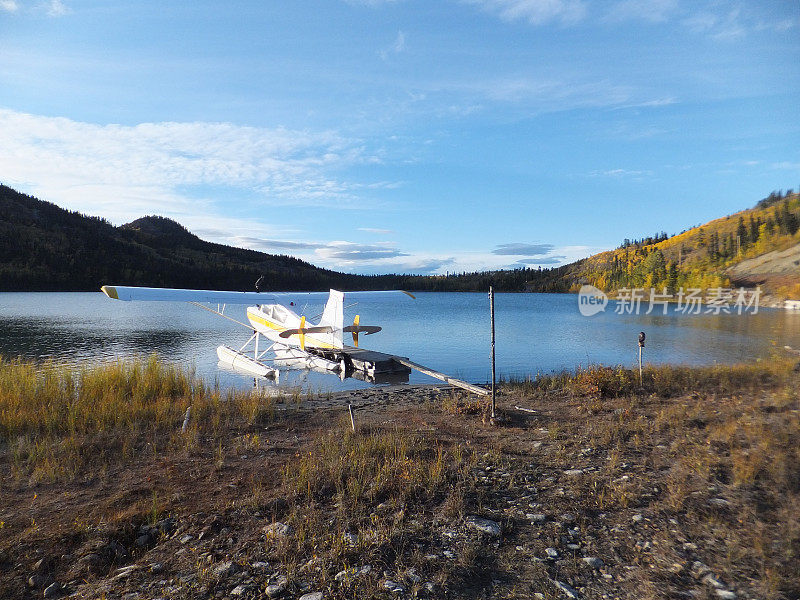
[552, 579, 579, 599]
[528, 513, 547, 523]
[564, 469, 583, 476]
[299, 593, 323, 600]
[632, 514, 643, 523]
[266, 575, 287, 597]
[714, 591, 736, 600]
[465, 515, 502, 537]
[545, 547, 559, 559]
[702, 574, 726, 589]
[263, 522, 293, 538]
[230, 585, 248, 596]
[343, 532, 358, 546]
[708, 498, 730, 507]
[382, 580, 406, 594]
[582, 557, 604, 569]
[179, 534, 193, 544]
[560, 513, 577, 524]
[212, 561, 238, 578]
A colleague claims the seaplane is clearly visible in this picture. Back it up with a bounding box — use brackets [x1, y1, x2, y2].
[100, 283, 417, 384]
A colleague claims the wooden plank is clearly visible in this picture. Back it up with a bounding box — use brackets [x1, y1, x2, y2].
[392, 357, 490, 397]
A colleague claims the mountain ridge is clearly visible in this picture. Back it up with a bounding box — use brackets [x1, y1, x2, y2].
[1, 183, 798, 297]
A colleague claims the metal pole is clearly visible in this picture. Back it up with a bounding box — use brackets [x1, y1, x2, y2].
[638, 345, 643, 386]
[489, 286, 496, 420]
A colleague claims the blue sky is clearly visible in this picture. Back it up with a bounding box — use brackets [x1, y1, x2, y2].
[1, 0, 798, 274]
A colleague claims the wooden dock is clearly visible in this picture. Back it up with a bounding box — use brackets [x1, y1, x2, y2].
[308, 346, 489, 396]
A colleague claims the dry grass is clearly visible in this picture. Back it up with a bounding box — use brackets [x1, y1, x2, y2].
[506, 357, 800, 599]
[0, 354, 278, 482]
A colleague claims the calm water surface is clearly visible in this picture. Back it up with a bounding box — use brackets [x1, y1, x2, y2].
[1, 292, 798, 392]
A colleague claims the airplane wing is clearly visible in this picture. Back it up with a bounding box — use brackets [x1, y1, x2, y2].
[100, 285, 415, 303]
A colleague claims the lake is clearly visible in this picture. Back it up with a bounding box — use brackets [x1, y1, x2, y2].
[1, 291, 798, 392]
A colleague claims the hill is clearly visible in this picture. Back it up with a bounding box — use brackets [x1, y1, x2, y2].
[567, 190, 800, 299]
[0, 184, 572, 293]
[0, 184, 397, 292]
[1, 183, 798, 297]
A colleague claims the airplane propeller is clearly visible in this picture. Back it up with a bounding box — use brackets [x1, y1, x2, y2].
[342, 314, 382, 347]
[278, 316, 334, 351]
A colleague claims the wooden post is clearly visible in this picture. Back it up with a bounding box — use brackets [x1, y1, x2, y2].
[181, 406, 191, 433]
[489, 286, 496, 421]
[348, 404, 356, 432]
[638, 331, 646, 387]
[638, 346, 642, 385]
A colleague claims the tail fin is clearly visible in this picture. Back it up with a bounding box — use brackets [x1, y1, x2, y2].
[318, 289, 344, 348]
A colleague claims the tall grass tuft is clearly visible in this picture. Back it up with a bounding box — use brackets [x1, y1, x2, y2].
[0, 355, 275, 481]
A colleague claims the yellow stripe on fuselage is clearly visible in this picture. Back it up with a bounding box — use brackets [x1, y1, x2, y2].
[247, 310, 337, 350]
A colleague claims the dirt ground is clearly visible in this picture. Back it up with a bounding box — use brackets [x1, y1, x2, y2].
[1, 372, 798, 600]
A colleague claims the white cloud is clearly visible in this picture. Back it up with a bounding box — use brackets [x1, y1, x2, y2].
[591, 168, 653, 178]
[0, 108, 376, 224]
[316, 241, 408, 262]
[466, 0, 587, 26]
[604, 0, 677, 24]
[0, 0, 18, 12]
[46, 0, 68, 16]
[492, 242, 554, 256]
[379, 30, 406, 60]
[358, 227, 393, 234]
[682, 5, 795, 41]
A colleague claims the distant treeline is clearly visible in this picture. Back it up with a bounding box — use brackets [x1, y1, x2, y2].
[0, 184, 572, 293]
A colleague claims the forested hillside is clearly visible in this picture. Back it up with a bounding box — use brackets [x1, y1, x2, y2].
[572, 190, 800, 298]
[1, 184, 797, 297]
[0, 184, 565, 293]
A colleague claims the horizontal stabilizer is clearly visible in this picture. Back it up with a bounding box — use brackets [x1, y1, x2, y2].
[278, 326, 334, 338]
[342, 325, 382, 335]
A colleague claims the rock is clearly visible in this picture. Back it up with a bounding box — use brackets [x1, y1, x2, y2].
[465, 515, 502, 537]
[149, 563, 164, 574]
[404, 568, 421, 584]
[251, 561, 269, 569]
[702, 574, 726, 589]
[545, 548, 559, 559]
[528, 513, 547, 523]
[230, 585, 248, 596]
[299, 593, 323, 600]
[552, 579, 579, 599]
[179, 534, 193, 544]
[714, 591, 736, 600]
[708, 498, 730, 507]
[43, 582, 61, 598]
[691, 561, 711, 578]
[135, 533, 153, 547]
[632, 514, 643, 523]
[566, 543, 581, 551]
[564, 469, 583, 476]
[263, 522, 293, 538]
[443, 550, 456, 559]
[212, 561, 239, 578]
[582, 557, 604, 569]
[28, 574, 52, 589]
[344, 532, 358, 546]
[683, 542, 698, 551]
[382, 580, 406, 594]
[266, 576, 287, 597]
[114, 565, 138, 578]
[560, 513, 577, 524]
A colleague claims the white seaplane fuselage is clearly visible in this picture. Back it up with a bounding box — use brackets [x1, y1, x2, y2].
[245, 288, 345, 352]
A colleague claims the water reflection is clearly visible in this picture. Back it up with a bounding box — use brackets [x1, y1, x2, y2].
[1, 292, 798, 392]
